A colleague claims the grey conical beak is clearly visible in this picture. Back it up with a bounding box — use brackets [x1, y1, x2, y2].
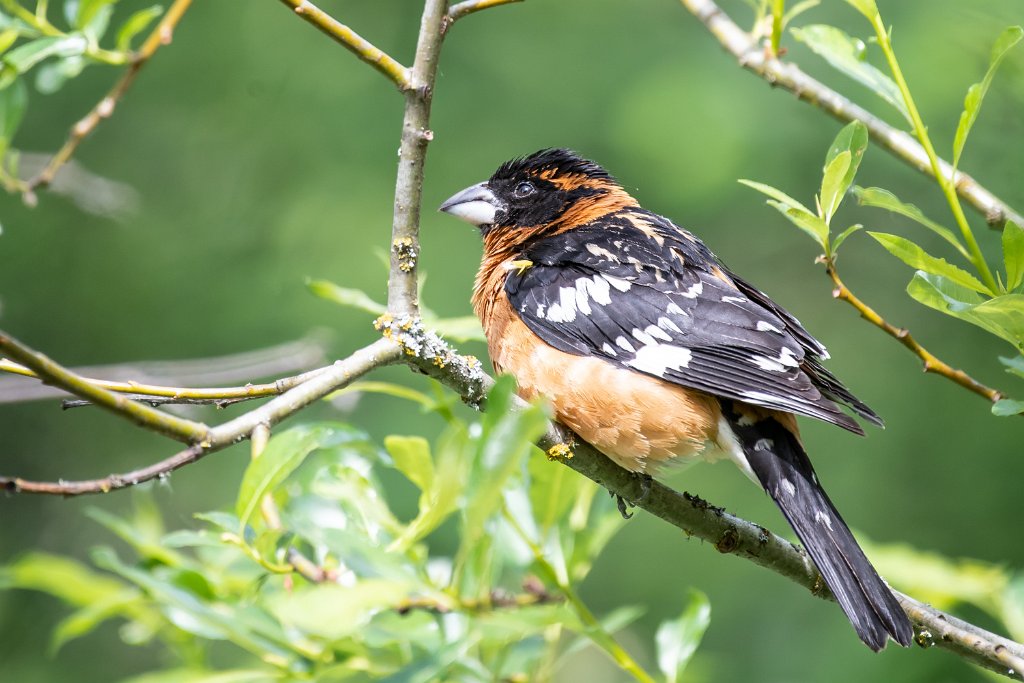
[439, 182, 504, 227]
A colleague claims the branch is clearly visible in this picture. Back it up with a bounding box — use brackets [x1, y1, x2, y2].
[0, 330, 209, 443]
[677, 0, 1024, 230]
[0, 336, 327, 404]
[276, 0, 412, 91]
[386, 0, 449, 315]
[824, 261, 1007, 405]
[398, 329, 1024, 680]
[22, 0, 194, 201]
[0, 338, 401, 496]
[445, 0, 523, 27]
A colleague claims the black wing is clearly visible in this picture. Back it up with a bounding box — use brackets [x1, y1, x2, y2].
[505, 211, 881, 433]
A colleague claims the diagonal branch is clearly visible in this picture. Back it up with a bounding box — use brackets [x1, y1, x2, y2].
[397, 329, 1024, 680]
[824, 261, 1007, 404]
[0, 330, 209, 443]
[677, 0, 1024, 230]
[0, 337, 327, 404]
[0, 338, 401, 496]
[23, 0, 194, 201]
[277, 0, 412, 91]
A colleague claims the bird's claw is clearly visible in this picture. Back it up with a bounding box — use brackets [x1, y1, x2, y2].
[610, 472, 654, 520]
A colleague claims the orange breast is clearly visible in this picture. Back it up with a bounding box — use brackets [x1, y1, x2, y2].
[484, 294, 721, 473]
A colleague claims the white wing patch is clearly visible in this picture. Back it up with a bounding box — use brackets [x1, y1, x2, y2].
[679, 280, 703, 299]
[627, 343, 692, 375]
[756, 320, 783, 333]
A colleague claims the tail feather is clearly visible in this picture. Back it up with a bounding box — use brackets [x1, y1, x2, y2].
[721, 401, 912, 651]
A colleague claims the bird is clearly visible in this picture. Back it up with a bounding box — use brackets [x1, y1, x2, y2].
[438, 148, 913, 651]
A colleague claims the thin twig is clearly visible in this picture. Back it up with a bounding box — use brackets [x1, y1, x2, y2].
[24, 0, 194, 200]
[825, 262, 1005, 403]
[276, 0, 412, 91]
[0, 352, 327, 405]
[0, 330, 209, 443]
[677, 0, 1024, 230]
[445, 0, 523, 27]
[386, 0, 449, 315]
[0, 339, 401, 496]
[401, 333, 1024, 680]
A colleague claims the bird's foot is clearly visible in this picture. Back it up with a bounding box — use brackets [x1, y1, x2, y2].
[610, 472, 654, 520]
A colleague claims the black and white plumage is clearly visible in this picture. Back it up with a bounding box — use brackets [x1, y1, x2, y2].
[505, 213, 880, 434]
[440, 148, 912, 651]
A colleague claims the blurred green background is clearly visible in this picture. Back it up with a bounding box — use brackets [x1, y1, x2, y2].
[2, 0, 1023, 680]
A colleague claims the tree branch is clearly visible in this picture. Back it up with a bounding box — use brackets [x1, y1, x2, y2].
[276, 0, 412, 91]
[0, 338, 401, 496]
[0, 330, 209, 443]
[677, 0, 1024, 230]
[386, 0, 448, 315]
[401, 330, 1024, 680]
[22, 0, 194, 201]
[0, 336, 327, 404]
[445, 0, 523, 27]
[824, 261, 1008, 404]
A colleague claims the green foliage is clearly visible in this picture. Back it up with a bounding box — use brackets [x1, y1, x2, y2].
[0, 0, 167, 185]
[741, 120, 867, 256]
[790, 24, 910, 123]
[953, 26, 1023, 171]
[655, 590, 710, 683]
[867, 540, 1024, 643]
[309, 278, 485, 343]
[1, 378, 708, 681]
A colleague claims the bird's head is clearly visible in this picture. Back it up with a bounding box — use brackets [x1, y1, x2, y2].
[439, 149, 637, 242]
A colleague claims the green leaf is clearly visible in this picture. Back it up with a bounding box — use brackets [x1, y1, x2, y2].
[0, 76, 26, 143]
[821, 121, 868, 224]
[388, 423, 469, 551]
[0, 27, 19, 56]
[767, 201, 830, 248]
[385, 435, 434, 492]
[93, 547, 302, 664]
[74, 0, 117, 31]
[116, 5, 163, 52]
[656, 590, 712, 683]
[999, 355, 1024, 380]
[791, 25, 910, 123]
[853, 186, 970, 259]
[269, 579, 411, 641]
[738, 179, 828, 248]
[782, 0, 819, 27]
[738, 179, 814, 215]
[0, 552, 128, 606]
[953, 26, 1023, 170]
[117, 670, 282, 683]
[3, 35, 87, 73]
[993, 399, 1024, 417]
[832, 224, 862, 253]
[869, 232, 990, 294]
[843, 0, 878, 19]
[908, 272, 1024, 349]
[52, 590, 147, 653]
[307, 279, 386, 315]
[1003, 221, 1024, 292]
[819, 150, 850, 225]
[236, 423, 359, 531]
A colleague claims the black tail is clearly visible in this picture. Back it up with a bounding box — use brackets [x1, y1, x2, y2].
[721, 402, 913, 651]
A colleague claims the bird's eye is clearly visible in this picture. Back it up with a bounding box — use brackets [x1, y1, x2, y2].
[513, 181, 536, 198]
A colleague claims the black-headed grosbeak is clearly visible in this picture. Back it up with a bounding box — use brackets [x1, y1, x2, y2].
[439, 148, 912, 651]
